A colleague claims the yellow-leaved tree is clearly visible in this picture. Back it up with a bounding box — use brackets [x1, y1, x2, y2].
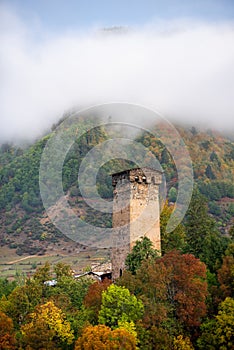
[173, 335, 194, 350]
[21, 301, 74, 349]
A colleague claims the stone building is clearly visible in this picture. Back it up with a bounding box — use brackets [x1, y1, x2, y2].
[111, 167, 162, 280]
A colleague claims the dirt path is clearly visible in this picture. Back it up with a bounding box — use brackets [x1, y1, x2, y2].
[7, 254, 51, 265]
[6, 252, 71, 265]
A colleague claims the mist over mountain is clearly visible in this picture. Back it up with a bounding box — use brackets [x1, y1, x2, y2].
[1, 4, 234, 143]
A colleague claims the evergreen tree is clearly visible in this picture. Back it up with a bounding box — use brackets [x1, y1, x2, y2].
[125, 237, 158, 274]
[160, 201, 186, 254]
[205, 164, 216, 179]
[184, 189, 228, 272]
[168, 187, 177, 202]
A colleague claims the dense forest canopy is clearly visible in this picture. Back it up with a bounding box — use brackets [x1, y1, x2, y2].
[0, 232, 233, 349]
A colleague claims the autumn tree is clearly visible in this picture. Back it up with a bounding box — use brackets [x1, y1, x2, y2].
[173, 335, 194, 350]
[119, 261, 170, 327]
[83, 278, 112, 324]
[123, 250, 207, 329]
[74, 324, 137, 350]
[0, 311, 16, 349]
[160, 250, 208, 328]
[205, 243, 234, 313]
[119, 250, 208, 348]
[98, 284, 144, 329]
[217, 255, 234, 300]
[21, 301, 74, 349]
[75, 324, 110, 350]
[35, 265, 94, 338]
[111, 327, 137, 350]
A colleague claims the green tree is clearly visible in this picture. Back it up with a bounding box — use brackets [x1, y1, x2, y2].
[227, 203, 234, 216]
[168, 187, 177, 202]
[205, 164, 216, 179]
[208, 201, 221, 216]
[50, 276, 93, 310]
[33, 261, 51, 284]
[2, 279, 42, 327]
[98, 284, 144, 329]
[125, 236, 158, 274]
[197, 297, 234, 349]
[0, 278, 17, 299]
[229, 225, 234, 240]
[184, 189, 228, 272]
[161, 148, 171, 164]
[160, 201, 186, 254]
[5, 288, 30, 327]
[54, 262, 73, 280]
[190, 127, 197, 136]
[33, 261, 52, 298]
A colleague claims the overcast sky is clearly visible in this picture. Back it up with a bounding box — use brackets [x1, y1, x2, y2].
[1, 0, 234, 142]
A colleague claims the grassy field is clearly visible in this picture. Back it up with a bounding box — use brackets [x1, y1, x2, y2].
[0, 246, 109, 280]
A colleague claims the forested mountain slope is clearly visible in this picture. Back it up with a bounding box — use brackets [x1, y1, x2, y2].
[0, 118, 233, 259]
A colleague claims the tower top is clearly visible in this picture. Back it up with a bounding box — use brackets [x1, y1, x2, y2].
[111, 166, 163, 176]
[112, 167, 163, 186]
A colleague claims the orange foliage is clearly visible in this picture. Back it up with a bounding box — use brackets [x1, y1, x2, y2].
[218, 255, 234, 299]
[74, 324, 136, 350]
[84, 279, 112, 308]
[83, 279, 112, 324]
[159, 250, 208, 327]
[120, 250, 208, 329]
[110, 328, 137, 349]
[0, 311, 16, 350]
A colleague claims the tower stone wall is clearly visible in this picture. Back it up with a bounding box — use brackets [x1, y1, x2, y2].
[111, 167, 162, 280]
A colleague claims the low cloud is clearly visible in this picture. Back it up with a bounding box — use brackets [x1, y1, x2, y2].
[1, 5, 234, 143]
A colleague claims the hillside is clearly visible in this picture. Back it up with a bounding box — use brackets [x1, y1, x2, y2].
[137, 125, 234, 230]
[0, 116, 233, 277]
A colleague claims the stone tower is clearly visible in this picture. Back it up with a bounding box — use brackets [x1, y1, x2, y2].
[111, 167, 162, 280]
